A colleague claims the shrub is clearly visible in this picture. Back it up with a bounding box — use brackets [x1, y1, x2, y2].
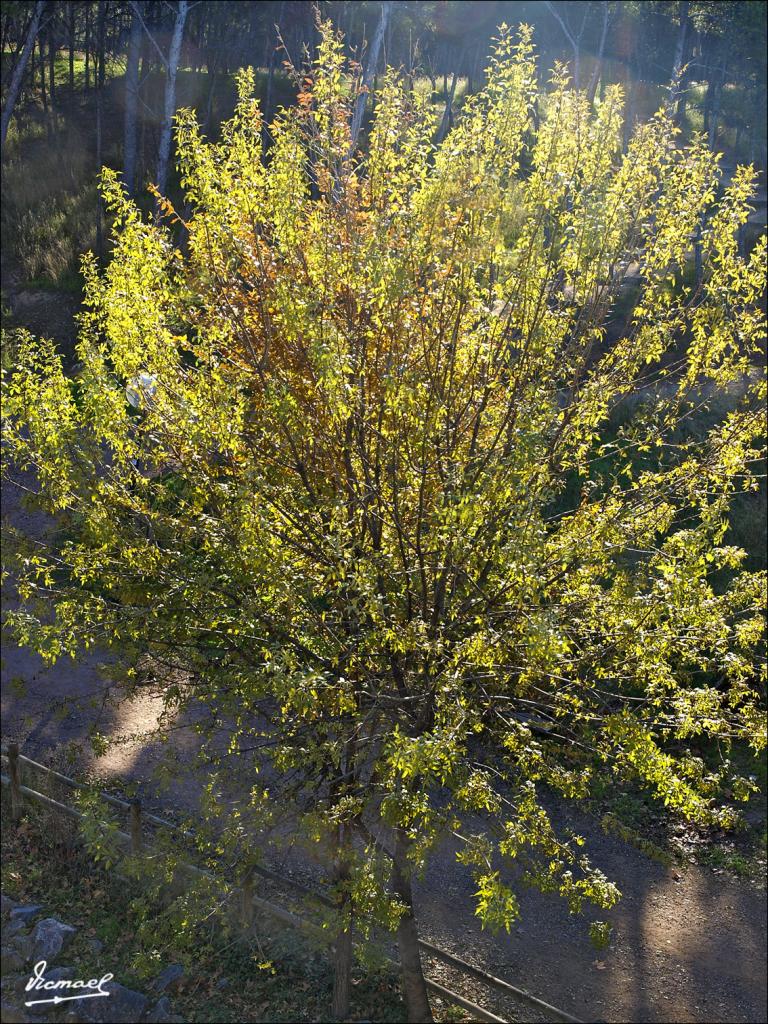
[3, 22, 766, 1021]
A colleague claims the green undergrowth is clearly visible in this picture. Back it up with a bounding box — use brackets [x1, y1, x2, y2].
[589, 742, 767, 882]
[0, 793, 424, 1022]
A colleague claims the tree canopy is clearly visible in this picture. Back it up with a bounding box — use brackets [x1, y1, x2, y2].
[3, 19, 766, 1022]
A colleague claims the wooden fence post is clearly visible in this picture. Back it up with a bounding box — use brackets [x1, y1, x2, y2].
[129, 798, 143, 855]
[8, 742, 23, 824]
[240, 867, 254, 931]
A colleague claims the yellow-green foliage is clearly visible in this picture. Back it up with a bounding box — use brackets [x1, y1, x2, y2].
[3, 23, 766, 943]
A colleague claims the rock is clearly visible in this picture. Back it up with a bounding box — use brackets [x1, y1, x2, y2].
[0, 1001, 41, 1023]
[75, 980, 148, 1023]
[31, 918, 76, 962]
[0, 949, 24, 973]
[1, 972, 27, 993]
[8, 906, 44, 926]
[10, 933, 33, 964]
[146, 995, 184, 1022]
[215, 976, 229, 989]
[4, 919, 28, 939]
[1, 895, 20, 918]
[0, 1003, 24, 1023]
[86, 938, 104, 956]
[42, 965, 75, 984]
[152, 964, 184, 994]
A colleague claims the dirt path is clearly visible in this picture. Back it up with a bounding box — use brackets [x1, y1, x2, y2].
[419, 811, 766, 1023]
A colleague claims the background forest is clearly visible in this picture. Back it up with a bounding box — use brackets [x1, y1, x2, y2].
[1, 1, 766, 300]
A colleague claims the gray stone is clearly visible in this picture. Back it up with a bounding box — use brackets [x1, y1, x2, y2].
[1, 972, 26, 993]
[4, 919, 28, 939]
[0, 1000, 42, 1023]
[215, 975, 229, 989]
[0, 1002, 30, 1023]
[31, 918, 76, 962]
[10, 933, 33, 964]
[0, 949, 24, 973]
[1, 895, 19, 918]
[75, 980, 149, 1023]
[42, 965, 75, 984]
[152, 964, 184, 994]
[8, 906, 44, 926]
[147, 995, 179, 1022]
[86, 938, 104, 956]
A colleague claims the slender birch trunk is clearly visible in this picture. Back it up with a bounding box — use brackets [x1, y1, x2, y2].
[586, 3, 610, 104]
[331, 821, 353, 1021]
[672, 0, 691, 123]
[0, 0, 44, 156]
[38, 33, 47, 115]
[349, 1, 392, 152]
[435, 64, 460, 144]
[68, 3, 75, 90]
[84, 2, 90, 90]
[155, 0, 188, 201]
[95, 1, 105, 260]
[123, 4, 142, 195]
[47, 18, 56, 108]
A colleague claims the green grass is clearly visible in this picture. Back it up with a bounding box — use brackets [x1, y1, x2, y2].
[1, 105, 97, 291]
[588, 739, 768, 884]
[1, 49, 125, 98]
[699, 843, 758, 878]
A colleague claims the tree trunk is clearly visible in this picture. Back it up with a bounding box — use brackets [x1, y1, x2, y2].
[96, 0, 105, 89]
[95, 1, 105, 260]
[544, 1, 585, 89]
[672, 1, 689, 81]
[84, 2, 90, 89]
[392, 832, 432, 1024]
[623, 36, 639, 152]
[572, 41, 580, 91]
[693, 217, 703, 287]
[706, 57, 726, 150]
[262, 0, 284, 135]
[331, 823, 353, 1021]
[672, 1, 690, 123]
[68, 3, 75, 90]
[48, 18, 56, 107]
[155, 0, 188, 203]
[203, 61, 217, 138]
[0, 0, 45, 156]
[586, 3, 610, 104]
[29, 26, 36, 98]
[38, 33, 47, 114]
[349, 0, 392, 152]
[708, 87, 721, 150]
[96, 77, 103, 257]
[123, 4, 142, 195]
[435, 65, 460, 144]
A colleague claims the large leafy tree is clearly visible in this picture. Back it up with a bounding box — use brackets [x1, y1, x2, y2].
[3, 22, 766, 1022]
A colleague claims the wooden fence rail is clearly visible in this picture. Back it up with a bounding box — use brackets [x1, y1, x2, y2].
[0, 742, 583, 1024]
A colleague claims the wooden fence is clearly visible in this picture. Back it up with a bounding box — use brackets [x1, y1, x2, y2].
[1, 741, 583, 1024]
